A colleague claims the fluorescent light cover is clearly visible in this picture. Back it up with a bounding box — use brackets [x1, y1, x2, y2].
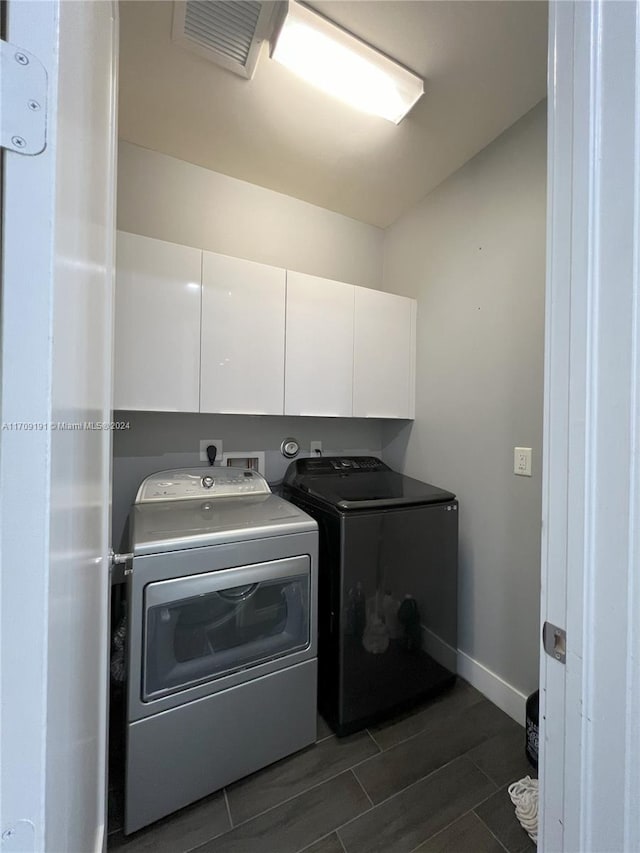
[272, 2, 424, 124]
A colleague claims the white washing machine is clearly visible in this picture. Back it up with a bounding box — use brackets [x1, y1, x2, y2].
[123, 467, 318, 834]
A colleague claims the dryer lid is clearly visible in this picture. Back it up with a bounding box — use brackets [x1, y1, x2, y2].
[130, 493, 317, 556]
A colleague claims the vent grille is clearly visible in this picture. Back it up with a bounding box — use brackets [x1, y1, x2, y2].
[174, 1, 268, 77]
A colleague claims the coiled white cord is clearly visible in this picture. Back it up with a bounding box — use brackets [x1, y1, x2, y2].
[508, 776, 539, 843]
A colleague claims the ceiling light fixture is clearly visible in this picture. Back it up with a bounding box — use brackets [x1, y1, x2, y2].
[271, 2, 424, 124]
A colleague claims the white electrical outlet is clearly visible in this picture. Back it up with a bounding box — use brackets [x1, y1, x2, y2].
[310, 440, 322, 455]
[200, 439, 223, 464]
[514, 447, 532, 477]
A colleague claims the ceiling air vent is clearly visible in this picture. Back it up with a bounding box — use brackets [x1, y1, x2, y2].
[172, 1, 277, 79]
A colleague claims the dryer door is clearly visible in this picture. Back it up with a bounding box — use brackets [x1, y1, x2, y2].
[142, 556, 310, 701]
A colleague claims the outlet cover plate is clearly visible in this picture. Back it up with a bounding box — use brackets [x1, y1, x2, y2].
[200, 439, 223, 464]
[514, 446, 532, 477]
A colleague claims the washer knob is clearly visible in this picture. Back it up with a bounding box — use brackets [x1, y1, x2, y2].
[202, 475, 214, 489]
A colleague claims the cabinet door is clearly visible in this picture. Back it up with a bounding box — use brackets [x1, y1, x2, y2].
[114, 232, 202, 412]
[285, 272, 354, 417]
[353, 287, 416, 419]
[201, 252, 285, 415]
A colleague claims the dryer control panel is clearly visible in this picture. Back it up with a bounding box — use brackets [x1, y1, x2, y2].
[135, 467, 271, 503]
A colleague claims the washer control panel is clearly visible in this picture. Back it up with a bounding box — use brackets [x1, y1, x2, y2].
[135, 467, 271, 503]
[290, 456, 388, 474]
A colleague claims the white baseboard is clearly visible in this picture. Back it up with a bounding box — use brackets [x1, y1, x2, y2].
[420, 628, 526, 725]
[456, 650, 527, 726]
[421, 626, 458, 672]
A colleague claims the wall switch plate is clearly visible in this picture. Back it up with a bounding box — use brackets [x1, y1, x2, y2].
[310, 440, 322, 455]
[514, 446, 532, 477]
[200, 439, 223, 464]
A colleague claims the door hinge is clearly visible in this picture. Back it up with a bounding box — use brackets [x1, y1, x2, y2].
[543, 621, 566, 664]
[1, 40, 48, 155]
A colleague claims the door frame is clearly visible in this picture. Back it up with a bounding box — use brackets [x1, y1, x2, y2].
[0, 5, 59, 846]
[0, 2, 118, 851]
[540, 1, 640, 850]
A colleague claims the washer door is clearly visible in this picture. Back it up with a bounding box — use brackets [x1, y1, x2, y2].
[142, 556, 310, 701]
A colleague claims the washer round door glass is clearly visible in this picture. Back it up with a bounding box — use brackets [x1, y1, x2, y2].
[142, 556, 310, 701]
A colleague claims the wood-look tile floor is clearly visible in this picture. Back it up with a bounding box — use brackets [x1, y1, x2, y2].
[108, 680, 537, 853]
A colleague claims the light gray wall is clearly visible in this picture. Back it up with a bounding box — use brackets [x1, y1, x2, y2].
[114, 143, 387, 546]
[115, 113, 546, 700]
[381, 101, 546, 696]
[112, 413, 383, 548]
[117, 141, 384, 288]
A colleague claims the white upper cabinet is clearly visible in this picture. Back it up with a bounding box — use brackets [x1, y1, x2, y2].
[114, 232, 202, 412]
[200, 252, 286, 415]
[114, 234, 416, 418]
[353, 287, 416, 419]
[285, 272, 354, 417]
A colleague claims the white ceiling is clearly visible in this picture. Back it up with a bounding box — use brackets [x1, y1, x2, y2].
[118, 1, 548, 228]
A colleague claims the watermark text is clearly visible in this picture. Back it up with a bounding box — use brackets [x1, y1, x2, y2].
[2, 421, 130, 431]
